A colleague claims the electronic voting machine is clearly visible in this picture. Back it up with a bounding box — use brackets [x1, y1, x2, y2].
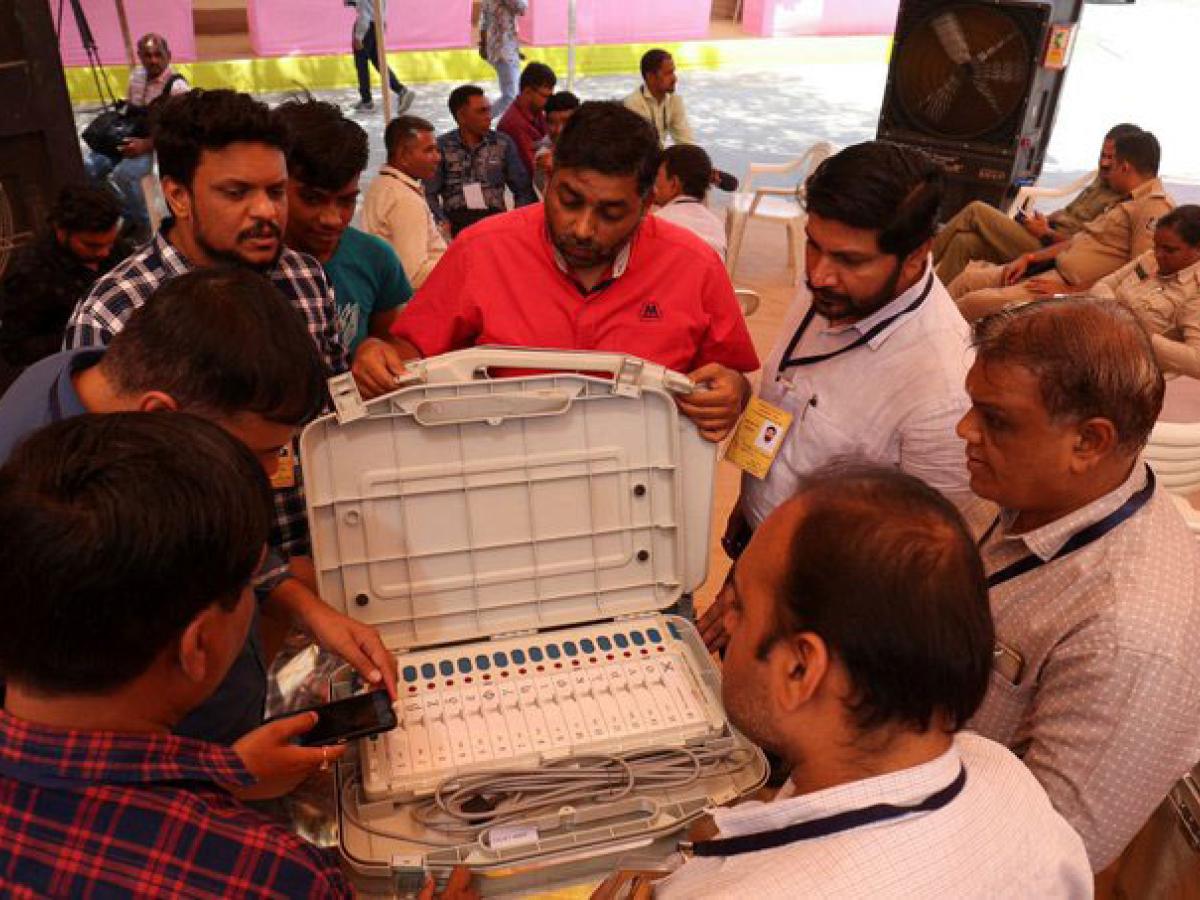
[302, 348, 768, 895]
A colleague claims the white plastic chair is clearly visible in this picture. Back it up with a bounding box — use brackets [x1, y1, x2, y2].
[734, 287, 760, 318]
[1142, 420, 1200, 534]
[725, 141, 835, 282]
[1006, 170, 1095, 217]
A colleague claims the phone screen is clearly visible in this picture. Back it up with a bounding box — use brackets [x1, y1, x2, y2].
[299, 690, 397, 746]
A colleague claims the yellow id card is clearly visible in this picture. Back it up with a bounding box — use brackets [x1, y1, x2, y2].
[270, 442, 297, 490]
[724, 397, 793, 480]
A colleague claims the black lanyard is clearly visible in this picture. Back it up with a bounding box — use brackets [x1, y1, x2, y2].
[689, 764, 966, 858]
[981, 466, 1156, 589]
[779, 271, 933, 373]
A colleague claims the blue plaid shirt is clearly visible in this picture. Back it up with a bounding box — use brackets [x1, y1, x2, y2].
[64, 231, 347, 559]
[426, 129, 536, 223]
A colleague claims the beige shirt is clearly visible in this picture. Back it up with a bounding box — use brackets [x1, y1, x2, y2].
[362, 165, 447, 290]
[970, 464, 1200, 871]
[622, 86, 695, 147]
[1092, 251, 1200, 378]
[1049, 177, 1122, 236]
[1056, 177, 1173, 287]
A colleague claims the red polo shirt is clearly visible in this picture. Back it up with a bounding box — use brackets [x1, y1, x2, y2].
[497, 99, 547, 177]
[391, 204, 759, 375]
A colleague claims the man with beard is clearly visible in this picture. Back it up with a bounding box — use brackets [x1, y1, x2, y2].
[65, 88, 345, 555]
[352, 101, 758, 442]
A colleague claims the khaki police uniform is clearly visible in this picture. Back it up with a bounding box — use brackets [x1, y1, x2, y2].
[949, 178, 1173, 322]
[933, 179, 1121, 283]
[1093, 250, 1200, 378]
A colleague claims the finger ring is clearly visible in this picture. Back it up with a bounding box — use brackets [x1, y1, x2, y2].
[320, 745, 330, 772]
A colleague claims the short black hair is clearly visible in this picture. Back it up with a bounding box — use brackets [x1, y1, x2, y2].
[554, 101, 660, 196]
[0, 412, 271, 694]
[1105, 122, 1142, 142]
[100, 267, 328, 426]
[384, 114, 435, 156]
[274, 96, 369, 190]
[152, 89, 290, 189]
[1159, 205, 1200, 246]
[763, 464, 993, 734]
[804, 140, 943, 259]
[519, 61, 556, 92]
[640, 48, 671, 80]
[49, 183, 122, 233]
[660, 144, 712, 201]
[1113, 129, 1161, 176]
[448, 84, 485, 121]
[544, 91, 580, 116]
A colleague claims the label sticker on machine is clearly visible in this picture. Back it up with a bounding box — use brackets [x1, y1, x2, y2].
[487, 824, 541, 851]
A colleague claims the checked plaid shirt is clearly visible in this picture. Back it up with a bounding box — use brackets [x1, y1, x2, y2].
[0, 710, 352, 898]
[63, 230, 348, 559]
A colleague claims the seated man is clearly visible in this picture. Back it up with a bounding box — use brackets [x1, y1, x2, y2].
[363, 114, 447, 289]
[354, 101, 759, 442]
[0, 413, 352, 897]
[623, 48, 694, 146]
[653, 144, 726, 259]
[0, 183, 129, 381]
[83, 33, 190, 235]
[1, 268, 397, 748]
[950, 130, 1173, 322]
[1092, 204, 1200, 378]
[426, 85, 536, 237]
[497, 61, 556, 178]
[959, 297, 1200, 870]
[933, 123, 1136, 283]
[274, 97, 412, 358]
[532, 90, 579, 196]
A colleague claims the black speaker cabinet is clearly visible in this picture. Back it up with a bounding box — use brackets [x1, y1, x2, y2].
[0, 0, 84, 280]
[877, 0, 1084, 220]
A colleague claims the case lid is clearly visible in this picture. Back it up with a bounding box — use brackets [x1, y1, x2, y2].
[299, 348, 716, 652]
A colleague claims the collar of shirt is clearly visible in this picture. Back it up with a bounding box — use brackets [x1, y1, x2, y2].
[640, 84, 669, 111]
[661, 196, 703, 209]
[545, 225, 636, 287]
[1129, 177, 1166, 202]
[813, 259, 933, 349]
[53, 348, 105, 420]
[1164, 256, 1200, 287]
[153, 225, 199, 280]
[989, 462, 1148, 561]
[708, 742, 964, 841]
[444, 128, 499, 155]
[380, 163, 425, 196]
[0, 709, 256, 791]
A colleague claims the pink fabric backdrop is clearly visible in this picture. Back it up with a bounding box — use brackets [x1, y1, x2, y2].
[247, 0, 472, 57]
[741, 0, 900, 36]
[518, 0, 713, 46]
[53, 0, 196, 67]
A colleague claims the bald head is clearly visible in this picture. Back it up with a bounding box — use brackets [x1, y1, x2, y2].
[137, 33, 171, 77]
[973, 297, 1163, 455]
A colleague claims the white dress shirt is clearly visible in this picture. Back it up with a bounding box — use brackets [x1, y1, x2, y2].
[970, 464, 1200, 870]
[654, 198, 727, 259]
[656, 733, 1092, 899]
[740, 263, 991, 534]
[362, 165, 447, 289]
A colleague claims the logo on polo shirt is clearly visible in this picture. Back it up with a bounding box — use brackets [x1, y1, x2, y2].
[639, 301, 663, 321]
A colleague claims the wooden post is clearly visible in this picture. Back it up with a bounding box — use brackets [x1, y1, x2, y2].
[373, 0, 392, 121]
[113, 0, 135, 66]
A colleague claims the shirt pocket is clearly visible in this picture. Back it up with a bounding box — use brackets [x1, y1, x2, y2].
[777, 397, 867, 476]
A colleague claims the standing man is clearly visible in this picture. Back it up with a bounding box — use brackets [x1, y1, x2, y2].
[354, 101, 758, 442]
[274, 98, 412, 358]
[426, 85, 535, 237]
[497, 61, 556, 178]
[932, 123, 1137, 283]
[0, 184, 128, 381]
[83, 33, 190, 235]
[350, 0, 414, 113]
[959, 297, 1200, 871]
[710, 143, 989, 635]
[65, 88, 346, 559]
[363, 115, 447, 289]
[479, 0, 527, 117]
[653, 144, 727, 258]
[623, 48, 695, 147]
[950, 129, 1173, 322]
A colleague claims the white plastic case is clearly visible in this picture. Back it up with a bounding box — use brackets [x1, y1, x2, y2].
[300, 348, 767, 895]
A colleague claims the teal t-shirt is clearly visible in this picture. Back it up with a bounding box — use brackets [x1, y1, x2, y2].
[324, 226, 413, 355]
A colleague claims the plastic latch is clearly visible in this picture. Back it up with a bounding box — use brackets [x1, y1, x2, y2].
[613, 357, 645, 398]
[328, 372, 367, 425]
[389, 856, 427, 895]
[663, 371, 695, 396]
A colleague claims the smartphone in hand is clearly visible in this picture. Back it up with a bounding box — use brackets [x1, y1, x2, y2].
[271, 690, 398, 747]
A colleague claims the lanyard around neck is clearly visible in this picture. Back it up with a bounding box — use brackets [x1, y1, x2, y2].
[779, 271, 933, 373]
[981, 466, 1156, 589]
[688, 764, 966, 858]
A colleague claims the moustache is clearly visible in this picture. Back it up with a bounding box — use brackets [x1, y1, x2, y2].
[238, 222, 282, 242]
